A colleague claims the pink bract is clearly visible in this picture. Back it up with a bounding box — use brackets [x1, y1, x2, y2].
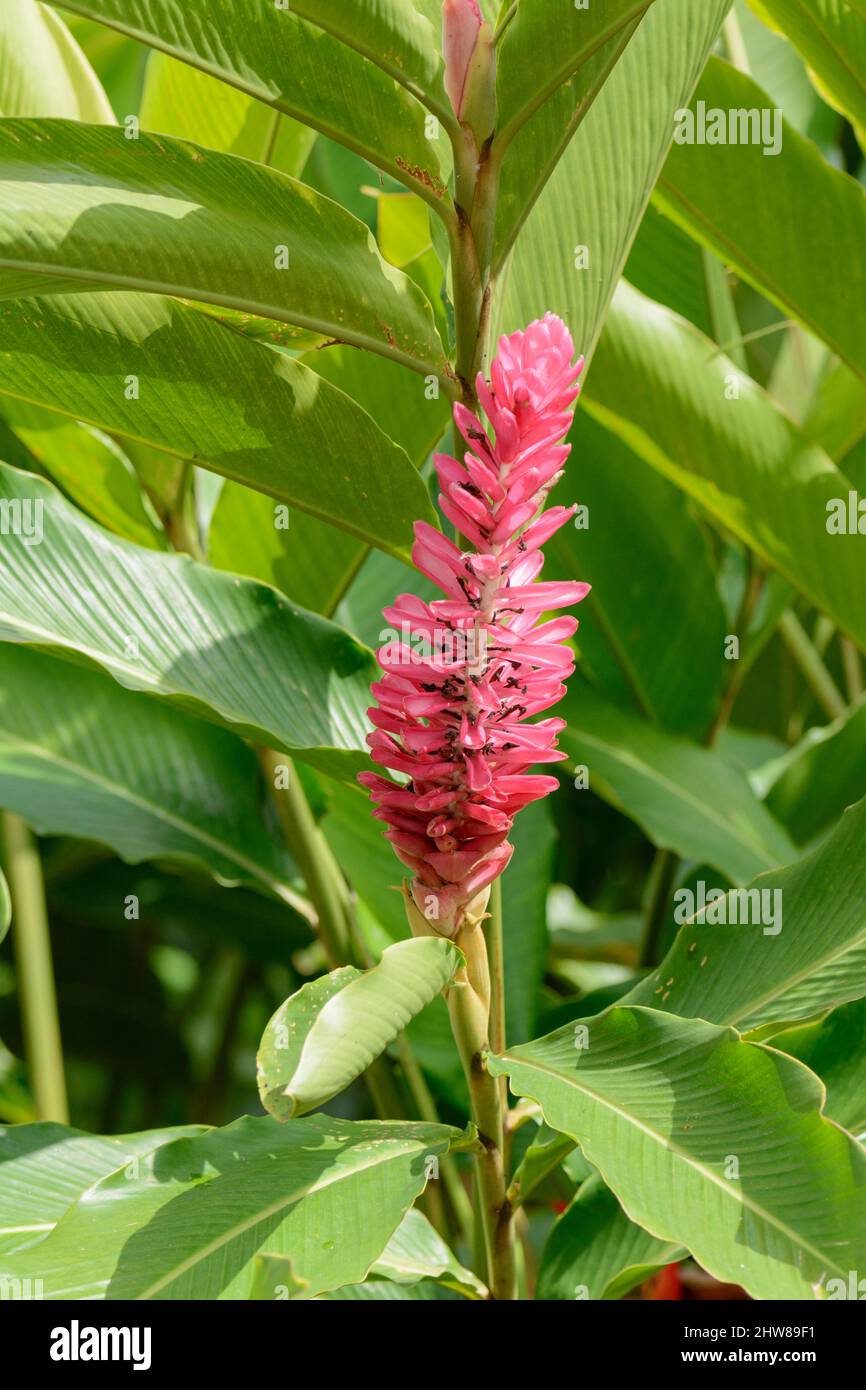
[359, 313, 589, 936]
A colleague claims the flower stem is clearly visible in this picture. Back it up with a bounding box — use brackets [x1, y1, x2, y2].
[447, 919, 516, 1299]
[778, 611, 847, 721]
[1, 812, 68, 1123]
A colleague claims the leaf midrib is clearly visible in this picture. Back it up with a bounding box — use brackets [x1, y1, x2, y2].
[500, 1048, 845, 1284]
[0, 724, 310, 916]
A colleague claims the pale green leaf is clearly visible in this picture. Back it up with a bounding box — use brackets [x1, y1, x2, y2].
[0, 0, 113, 121]
[257, 938, 463, 1119]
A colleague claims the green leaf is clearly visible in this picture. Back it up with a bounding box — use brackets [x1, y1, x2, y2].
[490, 1005, 866, 1299]
[257, 938, 463, 1119]
[207, 342, 449, 610]
[774, 999, 866, 1138]
[537, 1173, 681, 1301]
[0, 0, 113, 121]
[50, 0, 450, 206]
[0, 293, 438, 561]
[140, 50, 317, 176]
[583, 281, 866, 653]
[1, 1114, 459, 1298]
[368, 1207, 486, 1298]
[501, 799, 557, 1045]
[0, 1121, 205, 1257]
[0, 119, 448, 380]
[0, 466, 376, 781]
[496, 0, 730, 350]
[559, 682, 796, 884]
[747, 0, 866, 147]
[625, 797, 866, 1031]
[495, 1, 655, 149]
[0, 398, 165, 550]
[508, 1123, 577, 1209]
[549, 412, 727, 738]
[0, 644, 308, 911]
[655, 57, 866, 383]
[757, 696, 866, 845]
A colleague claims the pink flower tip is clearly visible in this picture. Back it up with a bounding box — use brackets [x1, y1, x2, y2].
[359, 313, 588, 937]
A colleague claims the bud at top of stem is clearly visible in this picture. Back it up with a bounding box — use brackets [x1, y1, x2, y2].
[442, 0, 496, 142]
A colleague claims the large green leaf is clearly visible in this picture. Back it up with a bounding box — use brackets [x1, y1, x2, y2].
[536, 1173, 681, 1301]
[747, 0, 866, 146]
[0, 1121, 205, 1257]
[584, 282, 866, 653]
[626, 797, 866, 1031]
[496, 0, 730, 349]
[0, 120, 447, 380]
[207, 342, 449, 610]
[495, 1, 654, 149]
[0, 645, 308, 911]
[0, 0, 113, 121]
[257, 938, 462, 1119]
[0, 293, 437, 560]
[774, 1000, 866, 1138]
[49, 0, 450, 206]
[757, 697, 866, 845]
[0, 466, 376, 781]
[559, 682, 796, 884]
[140, 51, 317, 175]
[490, 1005, 866, 1300]
[1, 1114, 459, 1298]
[549, 412, 727, 738]
[655, 57, 866, 383]
[0, 397, 165, 550]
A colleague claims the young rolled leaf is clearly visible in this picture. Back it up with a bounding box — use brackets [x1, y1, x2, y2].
[536, 1173, 682, 1301]
[0, 645, 308, 913]
[625, 796, 866, 1031]
[257, 937, 463, 1119]
[0, 120, 448, 379]
[0, 466, 376, 782]
[0, 865, 8, 947]
[0, 1114, 460, 1299]
[656, 57, 866, 383]
[0, 1121, 206, 1257]
[49, 0, 450, 205]
[0, 0, 113, 122]
[490, 1005, 866, 1300]
[0, 293, 438, 560]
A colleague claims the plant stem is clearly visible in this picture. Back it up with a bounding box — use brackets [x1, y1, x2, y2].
[259, 750, 349, 968]
[639, 848, 680, 968]
[723, 9, 751, 74]
[778, 611, 847, 721]
[1, 813, 68, 1123]
[841, 637, 865, 703]
[485, 877, 508, 1116]
[446, 920, 516, 1299]
[396, 1033, 475, 1245]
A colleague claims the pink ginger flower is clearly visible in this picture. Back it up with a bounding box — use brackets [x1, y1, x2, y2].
[359, 314, 589, 937]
